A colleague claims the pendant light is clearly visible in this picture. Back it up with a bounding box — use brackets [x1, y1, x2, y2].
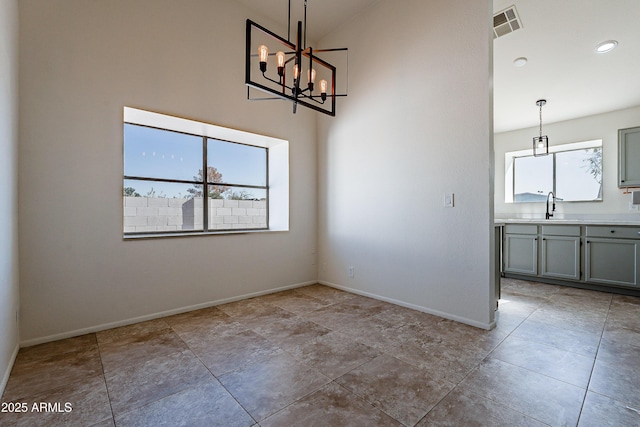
[533, 99, 549, 157]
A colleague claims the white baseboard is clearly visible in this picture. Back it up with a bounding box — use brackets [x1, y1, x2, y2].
[0, 342, 20, 397]
[318, 280, 496, 331]
[20, 280, 317, 348]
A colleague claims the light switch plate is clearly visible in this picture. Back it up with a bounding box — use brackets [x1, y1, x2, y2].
[444, 193, 454, 208]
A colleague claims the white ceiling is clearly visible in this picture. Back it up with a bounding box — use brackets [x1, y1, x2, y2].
[237, 0, 640, 133]
[493, 0, 640, 132]
[235, 0, 380, 41]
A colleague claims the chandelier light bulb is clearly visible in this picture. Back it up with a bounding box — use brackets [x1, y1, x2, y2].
[319, 79, 328, 101]
[258, 45, 268, 72]
[307, 68, 316, 92]
[276, 51, 285, 76]
[319, 79, 327, 93]
[293, 64, 300, 80]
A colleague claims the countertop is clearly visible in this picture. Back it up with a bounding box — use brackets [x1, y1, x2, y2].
[495, 218, 640, 226]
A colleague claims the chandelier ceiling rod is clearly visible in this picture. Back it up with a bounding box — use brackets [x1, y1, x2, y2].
[287, 0, 308, 48]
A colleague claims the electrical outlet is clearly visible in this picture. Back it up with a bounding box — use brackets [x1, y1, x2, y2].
[348, 266, 354, 278]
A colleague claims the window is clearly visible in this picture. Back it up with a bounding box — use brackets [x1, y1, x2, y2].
[506, 140, 602, 203]
[123, 108, 288, 237]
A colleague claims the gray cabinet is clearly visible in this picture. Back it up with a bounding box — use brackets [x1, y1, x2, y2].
[619, 126, 640, 187]
[585, 226, 640, 287]
[502, 223, 640, 291]
[540, 225, 581, 280]
[504, 225, 537, 275]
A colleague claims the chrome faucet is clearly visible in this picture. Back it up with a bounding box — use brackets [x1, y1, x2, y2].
[546, 191, 556, 219]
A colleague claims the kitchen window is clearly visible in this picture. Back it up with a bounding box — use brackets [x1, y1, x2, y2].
[506, 140, 602, 203]
[123, 107, 289, 237]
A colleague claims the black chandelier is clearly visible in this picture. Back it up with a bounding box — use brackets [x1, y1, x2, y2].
[533, 99, 549, 157]
[245, 0, 347, 116]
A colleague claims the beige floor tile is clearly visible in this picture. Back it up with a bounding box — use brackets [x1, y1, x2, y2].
[303, 303, 375, 331]
[89, 418, 115, 427]
[260, 289, 330, 314]
[596, 328, 640, 370]
[98, 329, 188, 374]
[511, 318, 602, 357]
[95, 319, 171, 345]
[294, 284, 357, 304]
[459, 358, 585, 426]
[11, 334, 97, 365]
[578, 391, 640, 427]
[216, 297, 272, 318]
[114, 379, 254, 427]
[526, 305, 606, 335]
[184, 327, 280, 376]
[418, 388, 548, 426]
[251, 316, 331, 351]
[490, 335, 594, 388]
[261, 382, 402, 427]
[3, 346, 103, 401]
[336, 354, 455, 426]
[606, 298, 640, 332]
[338, 321, 405, 351]
[104, 350, 213, 417]
[6, 375, 111, 427]
[389, 341, 485, 384]
[226, 304, 299, 330]
[589, 357, 640, 409]
[218, 350, 330, 421]
[164, 306, 233, 335]
[500, 278, 561, 298]
[5, 281, 640, 426]
[287, 331, 380, 379]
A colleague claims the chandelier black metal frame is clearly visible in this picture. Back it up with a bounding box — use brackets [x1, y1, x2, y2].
[245, 0, 347, 116]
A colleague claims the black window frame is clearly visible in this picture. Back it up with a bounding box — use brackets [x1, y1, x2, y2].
[512, 146, 603, 203]
[123, 122, 269, 236]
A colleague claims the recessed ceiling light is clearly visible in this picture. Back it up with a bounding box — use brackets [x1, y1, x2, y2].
[513, 57, 528, 67]
[595, 40, 618, 53]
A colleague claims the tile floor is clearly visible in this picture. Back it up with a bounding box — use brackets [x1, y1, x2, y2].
[1, 279, 640, 426]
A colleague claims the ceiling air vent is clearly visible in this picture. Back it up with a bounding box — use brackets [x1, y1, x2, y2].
[493, 5, 522, 39]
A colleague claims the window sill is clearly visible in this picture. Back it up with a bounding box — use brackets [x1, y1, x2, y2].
[123, 228, 287, 240]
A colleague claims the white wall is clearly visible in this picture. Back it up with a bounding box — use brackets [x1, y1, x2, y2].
[0, 0, 20, 394]
[317, 0, 495, 328]
[495, 106, 640, 219]
[18, 0, 318, 344]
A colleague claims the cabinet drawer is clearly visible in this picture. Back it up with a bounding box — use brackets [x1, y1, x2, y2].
[541, 225, 581, 237]
[585, 226, 640, 239]
[504, 224, 538, 235]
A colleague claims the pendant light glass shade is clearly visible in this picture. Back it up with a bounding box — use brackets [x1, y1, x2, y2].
[533, 99, 549, 157]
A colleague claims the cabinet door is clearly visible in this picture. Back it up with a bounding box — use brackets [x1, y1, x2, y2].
[619, 126, 640, 187]
[504, 234, 537, 275]
[585, 238, 640, 287]
[541, 236, 581, 280]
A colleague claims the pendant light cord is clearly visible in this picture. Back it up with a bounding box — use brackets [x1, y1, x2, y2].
[539, 104, 543, 138]
[304, 0, 308, 48]
[287, 0, 291, 41]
